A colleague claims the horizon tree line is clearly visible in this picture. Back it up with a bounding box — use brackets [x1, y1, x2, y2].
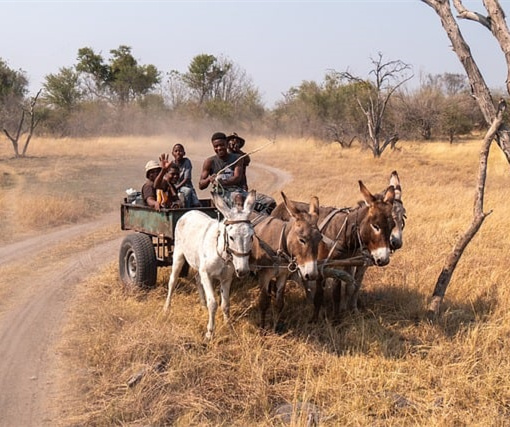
[0, 46, 493, 157]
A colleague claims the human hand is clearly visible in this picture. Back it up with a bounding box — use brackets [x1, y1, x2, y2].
[159, 153, 171, 171]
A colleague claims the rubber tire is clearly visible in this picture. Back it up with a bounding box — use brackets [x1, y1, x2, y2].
[119, 233, 157, 289]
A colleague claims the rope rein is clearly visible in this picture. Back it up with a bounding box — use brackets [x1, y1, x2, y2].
[253, 221, 299, 274]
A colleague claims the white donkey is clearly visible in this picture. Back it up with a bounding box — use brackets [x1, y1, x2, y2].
[164, 190, 256, 339]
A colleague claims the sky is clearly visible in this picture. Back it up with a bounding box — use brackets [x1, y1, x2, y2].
[1, 0, 509, 108]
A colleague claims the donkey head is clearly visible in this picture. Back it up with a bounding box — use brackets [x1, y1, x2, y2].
[388, 170, 406, 251]
[213, 190, 257, 278]
[281, 192, 322, 281]
[358, 181, 395, 267]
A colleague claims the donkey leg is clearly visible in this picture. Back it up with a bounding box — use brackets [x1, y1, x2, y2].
[332, 278, 341, 319]
[339, 280, 348, 312]
[196, 278, 206, 307]
[219, 274, 234, 323]
[273, 274, 288, 332]
[164, 250, 186, 312]
[349, 265, 367, 312]
[258, 272, 272, 330]
[311, 277, 324, 323]
[200, 274, 218, 340]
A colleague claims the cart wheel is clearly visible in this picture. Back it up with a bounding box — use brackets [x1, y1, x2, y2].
[119, 233, 157, 289]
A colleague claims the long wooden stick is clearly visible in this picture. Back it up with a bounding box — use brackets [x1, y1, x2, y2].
[215, 140, 275, 178]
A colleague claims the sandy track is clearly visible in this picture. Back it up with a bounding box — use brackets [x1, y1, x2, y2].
[0, 235, 122, 426]
[0, 211, 117, 266]
[0, 162, 290, 427]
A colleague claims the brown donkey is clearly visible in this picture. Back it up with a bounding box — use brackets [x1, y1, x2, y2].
[344, 171, 406, 313]
[250, 192, 322, 330]
[271, 181, 395, 320]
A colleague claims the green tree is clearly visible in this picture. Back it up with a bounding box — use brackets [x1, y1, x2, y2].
[322, 73, 370, 147]
[0, 58, 29, 130]
[76, 47, 111, 98]
[0, 58, 35, 156]
[0, 58, 28, 103]
[109, 46, 160, 105]
[276, 81, 323, 138]
[42, 67, 82, 112]
[394, 73, 480, 142]
[171, 54, 263, 123]
[182, 54, 226, 104]
[76, 45, 160, 105]
[274, 72, 367, 145]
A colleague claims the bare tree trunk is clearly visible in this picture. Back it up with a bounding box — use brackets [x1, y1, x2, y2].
[2, 90, 41, 158]
[21, 91, 42, 156]
[421, 0, 510, 164]
[341, 54, 412, 158]
[427, 99, 505, 317]
[3, 111, 25, 158]
[421, 0, 510, 316]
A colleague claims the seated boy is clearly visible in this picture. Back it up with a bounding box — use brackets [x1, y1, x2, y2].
[170, 143, 201, 208]
[156, 164, 184, 209]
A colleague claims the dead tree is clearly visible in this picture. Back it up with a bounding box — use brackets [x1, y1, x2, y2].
[428, 99, 505, 317]
[421, 0, 510, 316]
[338, 53, 412, 158]
[421, 0, 510, 162]
[3, 89, 42, 158]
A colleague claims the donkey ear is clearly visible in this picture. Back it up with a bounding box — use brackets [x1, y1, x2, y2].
[309, 196, 319, 224]
[389, 170, 402, 201]
[383, 185, 395, 204]
[243, 190, 257, 215]
[281, 191, 299, 219]
[212, 192, 231, 218]
[389, 170, 400, 187]
[359, 180, 376, 206]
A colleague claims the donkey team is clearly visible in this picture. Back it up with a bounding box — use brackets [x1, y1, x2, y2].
[161, 134, 405, 338]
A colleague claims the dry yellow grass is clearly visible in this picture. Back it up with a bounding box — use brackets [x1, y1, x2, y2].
[2, 135, 510, 426]
[0, 136, 178, 243]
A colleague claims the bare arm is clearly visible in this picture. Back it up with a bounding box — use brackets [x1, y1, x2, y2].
[199, 158, 215, 190]
[154, 153, 171, 189]
[153, 169, 167, 190]
[142, 181, 161, 211]
[146, 195, 161, 211]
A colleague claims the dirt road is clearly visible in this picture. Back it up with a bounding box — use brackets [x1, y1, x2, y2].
[0, 162, 290, 427]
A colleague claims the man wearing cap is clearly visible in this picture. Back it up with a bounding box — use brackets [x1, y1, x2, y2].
[227, 132, 250, 191]
[142, 160, 164, 210]
[227, 132, 276, 215]
[199, 131, 246, 206]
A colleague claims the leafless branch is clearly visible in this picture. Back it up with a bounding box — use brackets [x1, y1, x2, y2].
[452, 0, 492, 29]
[427, 99, 505, 317]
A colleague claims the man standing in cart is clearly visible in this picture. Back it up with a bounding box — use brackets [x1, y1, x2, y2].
[199, 132, 247, 206]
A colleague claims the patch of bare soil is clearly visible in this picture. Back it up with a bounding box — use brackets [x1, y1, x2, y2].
[0, 162, 290, 427]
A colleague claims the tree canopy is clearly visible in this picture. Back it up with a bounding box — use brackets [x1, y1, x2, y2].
[0, 58, 28, 103]
[75, 45, 160, 105]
